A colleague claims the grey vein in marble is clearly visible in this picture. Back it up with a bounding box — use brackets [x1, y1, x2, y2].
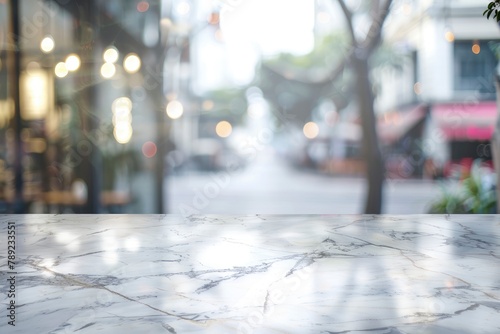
[0, 214, 499, 333]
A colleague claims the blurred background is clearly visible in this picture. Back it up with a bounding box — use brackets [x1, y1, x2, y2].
[0, 0, 498, 214]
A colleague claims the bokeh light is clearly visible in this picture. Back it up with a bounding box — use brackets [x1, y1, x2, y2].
[103, 47, 119, 63]
[112, 97, 133, 112]
[166, 100, 184, 119]
[65, 54, 81, 72]
[208, 12, 220, 25]
[413, 82, 422, 95]
[472, 42, 480, 55]
[137, 1, 149, 12]
[161, 18, 172, 29]
[216, 121, 232, 138]
[444, 30, 455, 42]
[54, 62, 69, 78]
[124, 53, 141, 73]
[202, 100, 214, 111]
[215, 29, 224, 42]
[112, 97, 133, 144]
[40, 36, 55, 53]
[112, 112, 132, 126]
[100, 62, 116, 79]
[142, 141, 157, 158]
[303, 122, 319, 139]
[71, 179, 88, 202]
[113, 123, 133, 144]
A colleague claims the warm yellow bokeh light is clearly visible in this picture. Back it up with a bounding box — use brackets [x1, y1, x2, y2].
[65, 54, 81, 71]
[112, 112, 132, 126]
[303, 122, 319, 139]
[103, 47, 119, 63]
[202, 100, 214, 111]
[100, 62, 116, 79]
[113, 123, 133, 144]
[444, 31, 454, 42]
[40, 36, 55, 53]
[112, 97, 133, 144]
[54, 62, 69, 78]
[112, 97, 132, 112]
[472, 43, 480, 55]
[123, 53, 141, 73]
[216, 121, 232, 138]
[161, 18, 172, 29]
[166, 100, 184, 119]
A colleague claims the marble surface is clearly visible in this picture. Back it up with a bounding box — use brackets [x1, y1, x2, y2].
[1, 214, 500, 333]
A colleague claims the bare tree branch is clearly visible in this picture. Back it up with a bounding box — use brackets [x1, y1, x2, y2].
[261, 0, 393, 85]
[370, 0, 381, 19]
[362, 0, 394, 53]
[336, 0, 357, 45]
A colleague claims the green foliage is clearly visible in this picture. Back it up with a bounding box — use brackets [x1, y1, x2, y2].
[488, 41, 500, 60]
[266, 33, 350, 70]
[428, 189, 468, 214]
[461, 169, 497, 214]
[371, 44, 407, 72]
[203, 88, 246, 101]
[484, 1, 500, 22]
[428, 161, 497, 214]
[198, 88, 248, 122]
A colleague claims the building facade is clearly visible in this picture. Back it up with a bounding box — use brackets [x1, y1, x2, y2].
[378, 0, 499, 178]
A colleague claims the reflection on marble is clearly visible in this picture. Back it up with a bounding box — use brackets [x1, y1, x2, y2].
[1, 214, 500, 333]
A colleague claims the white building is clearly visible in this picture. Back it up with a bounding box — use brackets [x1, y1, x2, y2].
[377, 0, 499, 177]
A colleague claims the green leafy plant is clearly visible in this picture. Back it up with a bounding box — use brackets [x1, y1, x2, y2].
[428, 160, 497, 214]
[428, 187, 467, 214]
[461, 167, 497, 214]
[484, 1, 500, 22]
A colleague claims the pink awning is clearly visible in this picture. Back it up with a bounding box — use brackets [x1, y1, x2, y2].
[432, 101, 497, 141]
[378, 105, 426, 144]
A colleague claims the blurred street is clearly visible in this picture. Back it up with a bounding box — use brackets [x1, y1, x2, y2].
[1, 1, 496, 214]
[167, 149, 442, 215]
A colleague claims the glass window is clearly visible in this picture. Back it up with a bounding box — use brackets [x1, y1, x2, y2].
[454, 40, 498, 94]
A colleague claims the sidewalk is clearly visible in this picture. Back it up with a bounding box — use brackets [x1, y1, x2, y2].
[167, 150, 442, 215]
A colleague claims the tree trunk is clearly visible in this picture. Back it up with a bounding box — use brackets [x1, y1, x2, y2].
[353, 53, 385, 214]
[153, 75, 167, 214]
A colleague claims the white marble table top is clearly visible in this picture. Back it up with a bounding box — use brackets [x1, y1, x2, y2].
[1, 214, 500, 333]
